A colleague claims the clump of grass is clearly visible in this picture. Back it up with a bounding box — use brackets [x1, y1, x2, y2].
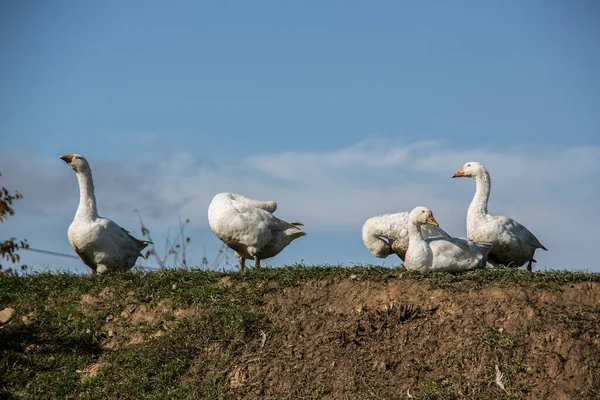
[394, 266, 600, 288]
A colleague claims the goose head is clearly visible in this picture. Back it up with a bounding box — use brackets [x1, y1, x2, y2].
[60, 154, 90, 173]
[452, 161, 485, 179]
[409, 206, 439, 227]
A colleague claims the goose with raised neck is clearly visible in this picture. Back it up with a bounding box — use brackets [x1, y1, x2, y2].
[404, 206, 492, 272]
[452, 161, 547, 271]
[362, 212, 449, 261]
[60, 154, 150, 274]
[208, 192, 306, 270]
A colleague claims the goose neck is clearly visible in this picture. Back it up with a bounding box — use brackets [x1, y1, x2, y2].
[469, 170, 491, 217]
[406, 218, 433, 269]
[407, 219, 425, 243]
[362, 217, 392, 257]
[75, 169, 98, 219]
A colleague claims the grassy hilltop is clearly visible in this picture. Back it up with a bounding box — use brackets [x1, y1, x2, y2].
[1, 266, 599, 399]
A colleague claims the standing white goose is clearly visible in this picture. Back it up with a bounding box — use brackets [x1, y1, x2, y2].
[452, 161, 547, 271]
[404, 206, 492, 272]
[208, 192, 306, 270]
[362, 212, 450, 261]
[60, 154, 150, 274]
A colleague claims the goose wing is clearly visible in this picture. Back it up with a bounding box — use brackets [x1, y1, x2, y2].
[427, 237, 491, 272]
[98, 218, 151, 256]
[228, 193, 277, 213]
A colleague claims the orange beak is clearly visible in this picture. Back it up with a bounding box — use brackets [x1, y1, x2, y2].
[452, 167, 465, 178]
[59, 154, 74, 164]
[426, 213, 439, 226]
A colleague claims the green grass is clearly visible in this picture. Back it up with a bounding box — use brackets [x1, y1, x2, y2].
[0, 265, 599, 399]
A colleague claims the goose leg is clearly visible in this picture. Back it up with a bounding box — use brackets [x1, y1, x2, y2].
[254, 255, 261, 269]
[526, 253, 537, 272]
[234, 252, 245, 271]
[527, 259, 534, 272]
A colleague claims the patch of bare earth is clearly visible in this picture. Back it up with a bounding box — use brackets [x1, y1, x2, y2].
[77, 362, 108, 380]
[78, 291, 201, 350]
[222, 279, 600, 399]
[104, 299, 202, 349]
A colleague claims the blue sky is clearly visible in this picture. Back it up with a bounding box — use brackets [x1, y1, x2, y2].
[1, 0, 599, 272]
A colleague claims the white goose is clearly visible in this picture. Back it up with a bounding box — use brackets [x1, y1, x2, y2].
[208, 192, 306, 270]
[405, 206, 492, 272]
[60, 154, 150, 274]
[362, 212, 449, 261]
[452, 161, 547, 271]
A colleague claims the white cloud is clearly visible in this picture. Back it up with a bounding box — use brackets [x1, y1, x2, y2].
[1, 139, 598, 272]
[245, 139, 439, 183]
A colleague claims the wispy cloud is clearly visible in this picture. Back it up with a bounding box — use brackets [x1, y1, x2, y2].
[1, 139, 598, 271]
[245, 139, 439, 183]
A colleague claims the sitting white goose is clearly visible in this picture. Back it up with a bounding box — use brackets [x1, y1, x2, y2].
[60, 154, 150, 274]
[405, 206, 492, 272]
[208, 192, 306, 270]
[362, 212, 449, 261]
[452, 161, 547, 271]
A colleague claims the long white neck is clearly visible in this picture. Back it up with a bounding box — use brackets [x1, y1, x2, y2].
[406, 219, 433, 265]
[468, 169, 491, 218]
[407, 220, 426, 247]
[75, 169, 98, 220]
[361, 217, 392, 258]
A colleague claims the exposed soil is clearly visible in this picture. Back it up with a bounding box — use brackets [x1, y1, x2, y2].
[218, 279, 600, 399]
[78, 290, 202, 350]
